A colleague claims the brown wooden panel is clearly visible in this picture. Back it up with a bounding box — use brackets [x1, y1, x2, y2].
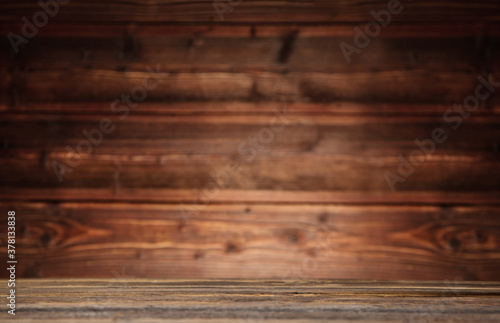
[1, 114, 498, 156]
[1, 114, 499, 202]
[2, 188, 500, 205]
[1, 203, 500, 280]
[7, 279, 500, 322]
[2, 70, 479, 104]
[7, 101, 491, 116]
[3, 23, 500, 38]
[2, 34, 488, 73]
[2, 154, 499, 195]
[1, 1, 500, 23]
[1, 1, 499, 283]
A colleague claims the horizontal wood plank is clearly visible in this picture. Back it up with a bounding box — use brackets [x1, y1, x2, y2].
[2, 34, 493, 74]
[3, 23, 500, 38]
[5, 101, 497, 116]
[1, 203, 500, 280]
[1, 1, 500, 23]
[1, 114, 499, 202]
[2, 70, 482, 104]
[2, 189, 500, 205]
[6, 279, 500, 322]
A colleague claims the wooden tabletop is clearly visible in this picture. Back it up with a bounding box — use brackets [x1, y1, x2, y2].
[7, 279, 500, 322]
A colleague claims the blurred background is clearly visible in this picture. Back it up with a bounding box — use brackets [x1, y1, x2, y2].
[1, 0, 500, 280]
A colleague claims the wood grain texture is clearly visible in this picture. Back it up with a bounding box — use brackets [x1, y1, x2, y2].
[1, 0, 500, 23]
[1, 202, 500, 280]
[6, 101, 497, 116]
[3, 31, 495, 73]
[1, 2, 500, 281]
[2, 25, 498, 105]
[3, 23, 500, 38]
[2, 70, 483, 105]
[7, 279, 500, 322]
[1, 113, 499, 203]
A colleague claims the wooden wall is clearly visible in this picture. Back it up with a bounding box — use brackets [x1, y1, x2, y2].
[1, 0, 500, 280]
